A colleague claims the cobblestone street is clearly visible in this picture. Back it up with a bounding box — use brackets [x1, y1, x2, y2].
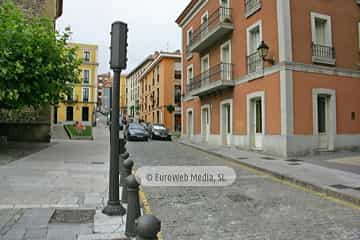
[128, 140, 360, 240]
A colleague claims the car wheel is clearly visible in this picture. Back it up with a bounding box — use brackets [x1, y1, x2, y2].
[145, 137, 148, 142]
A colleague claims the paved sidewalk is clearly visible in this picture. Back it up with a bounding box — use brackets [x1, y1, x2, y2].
[0, 127, 130, 240]
[179, 140, 360, 206]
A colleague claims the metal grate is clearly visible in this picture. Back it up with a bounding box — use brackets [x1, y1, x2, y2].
[261, 157, 276, 160]
[288, 163, 301, 166]
[226, 193, 254, 203]
[329, 184, 351, 190]
[50, 209, 95, 224]
[91, 161, 105, 165]
[285, 159, 303, 163]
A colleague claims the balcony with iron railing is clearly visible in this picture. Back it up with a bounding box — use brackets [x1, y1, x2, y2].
[312, 43, 336, 66]
[245, 0, 262, 18]
[188, 7, 234, 53]
[186, 63, 234, 96]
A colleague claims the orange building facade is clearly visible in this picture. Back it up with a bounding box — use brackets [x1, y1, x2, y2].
[138, 51, 182, 133]
[176, 0, 360, 157]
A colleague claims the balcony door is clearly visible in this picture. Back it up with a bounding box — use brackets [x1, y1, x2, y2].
[221, 0, 229, 8]
[221, 41, 231, 80]
[201, 54, 210, 84]
[201, 12, 209, 38]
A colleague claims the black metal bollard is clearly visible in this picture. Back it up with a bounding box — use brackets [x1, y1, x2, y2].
[119, 138, 129, 186]
[125, 175, 141, 237]
[121, 159, 134, 203]
[136, 214, 161, 240]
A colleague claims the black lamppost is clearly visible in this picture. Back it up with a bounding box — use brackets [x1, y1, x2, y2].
[102, 21, 128, 216]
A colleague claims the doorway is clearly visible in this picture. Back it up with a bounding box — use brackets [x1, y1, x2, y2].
[220, 100, 232, 145]
[250, 98, 263, 150]
[187, 110, 194, 138]
[82, 106, 89, 122]
[317, 95, 330, 149]
[66, 106, 74, 122]
[174, 113, 181, 132]
[201, 105, 210, 142]
[313, 89, 336, 151]
[247, 92, 265, 150]
[53, 107, 58, 124]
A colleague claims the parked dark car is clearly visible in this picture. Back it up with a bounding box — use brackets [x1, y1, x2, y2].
[125, 123, 148, 141]
[149, 124, 171, 141]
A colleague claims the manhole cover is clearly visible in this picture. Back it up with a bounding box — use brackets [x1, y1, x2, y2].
[237, 157, 248, 160]
[226, 193, 254, 203]
[91, 162, 105, 165]
[285, 159, 303, 163]
[288, 163, 301, 166]
[261, 157, 276, 160]
[329, 184, 351, 190]
[50, 209, 95, 224]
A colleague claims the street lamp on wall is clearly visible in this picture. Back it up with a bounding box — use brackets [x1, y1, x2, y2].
[257, 41, 275, 65]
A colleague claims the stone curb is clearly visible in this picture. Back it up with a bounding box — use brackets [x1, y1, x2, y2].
[179, 141, 360, 207]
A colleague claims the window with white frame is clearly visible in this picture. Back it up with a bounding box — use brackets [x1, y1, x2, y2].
[82, 87, 90, 102]
[247, 21, 263, 73]
[358, 22, 360, 49]
[83, 70, 90, 84]
[201, 12, 209, 35]
[311, 12, 332, 46]
[247, 22, 261, 55]
[83, 50, 90, 62]
[311, 12, 335, 63]
[187, 28, 193, 46]
[187, 65, 194, 84]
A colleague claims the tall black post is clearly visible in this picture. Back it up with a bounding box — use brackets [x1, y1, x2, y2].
[103, 21, 128, 216]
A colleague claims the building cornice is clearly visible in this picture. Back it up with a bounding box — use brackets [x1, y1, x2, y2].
[184, 62, 360, 99]
[176, 0, 208, 28]
[137, 53, 182, 82]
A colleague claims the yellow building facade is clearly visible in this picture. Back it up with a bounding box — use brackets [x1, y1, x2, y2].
[120, 74, 127, 115]
[55, 43, 98, 125]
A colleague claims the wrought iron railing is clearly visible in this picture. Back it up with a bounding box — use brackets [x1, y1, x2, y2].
[247, 52, 263, 74]
[186, 63, 233, 93]
[189, 7, 232, 49]
[312, 43, 336, 59]
[245, 0, 261, 16]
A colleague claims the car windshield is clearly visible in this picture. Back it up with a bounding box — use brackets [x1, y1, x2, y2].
[129, 124, 144, 130]
[153, 125, 166, 130]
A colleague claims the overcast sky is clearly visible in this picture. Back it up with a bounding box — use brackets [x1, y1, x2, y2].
[56, 0, 189, 74]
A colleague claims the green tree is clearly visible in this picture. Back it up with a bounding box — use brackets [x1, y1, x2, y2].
[0, 1, 81, 109]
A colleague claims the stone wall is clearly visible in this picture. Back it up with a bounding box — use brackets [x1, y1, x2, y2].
[0, 0, 62, 19]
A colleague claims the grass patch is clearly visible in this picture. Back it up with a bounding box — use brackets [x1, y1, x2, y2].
[64, 125, 93, 140]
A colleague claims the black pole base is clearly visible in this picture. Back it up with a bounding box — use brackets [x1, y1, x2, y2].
[102, 201, 126, 216]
